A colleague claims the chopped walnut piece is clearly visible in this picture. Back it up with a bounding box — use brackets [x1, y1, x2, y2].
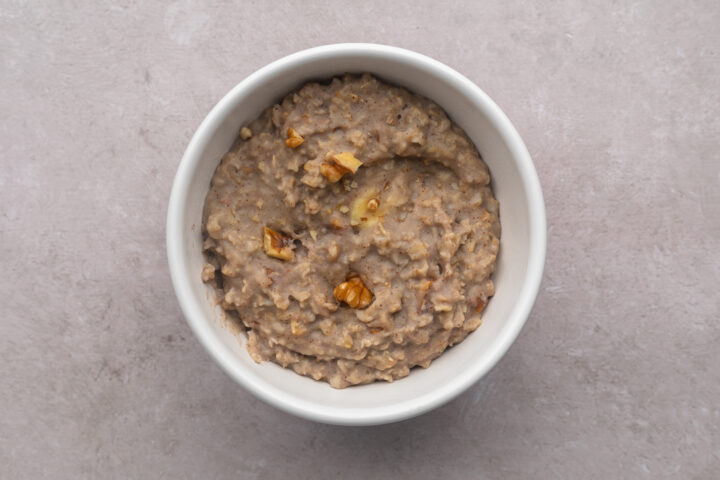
[320, 163, 346, 183]
[285, 128, 304, 148]
[332, 152, 362, 173]
[333, 275, 373, 309]
[320, 151, 363, 183]
[240, 126, 253, 140]
[263, 227, 294, 260]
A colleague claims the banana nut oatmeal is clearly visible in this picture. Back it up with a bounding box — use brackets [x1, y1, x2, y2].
[201, 74, 500, 388]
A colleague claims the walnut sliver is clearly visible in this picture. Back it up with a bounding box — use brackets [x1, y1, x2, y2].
[320, 152, 363, 183]
[334, 275, 373, 309]
[240, 126, 253, 140]
[263, 227, 294, 261]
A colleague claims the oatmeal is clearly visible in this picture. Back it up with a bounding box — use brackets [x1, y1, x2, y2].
[202, 74, 500, 388]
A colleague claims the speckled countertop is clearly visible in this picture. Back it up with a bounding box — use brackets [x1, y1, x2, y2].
[2, 2, 718, 478]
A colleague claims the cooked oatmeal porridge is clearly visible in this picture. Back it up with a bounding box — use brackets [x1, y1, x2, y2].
[201, 74, 500, 388]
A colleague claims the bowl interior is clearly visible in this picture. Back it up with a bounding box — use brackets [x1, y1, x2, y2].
[168, 45, 545, 425]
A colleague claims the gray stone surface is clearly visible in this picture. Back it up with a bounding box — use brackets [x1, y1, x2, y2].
[1, 1, 719, 478]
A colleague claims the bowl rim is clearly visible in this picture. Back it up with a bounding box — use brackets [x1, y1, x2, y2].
[167, 43, 546, 425]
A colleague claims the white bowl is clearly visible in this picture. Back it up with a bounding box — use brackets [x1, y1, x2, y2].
[167, 43, 546, 426]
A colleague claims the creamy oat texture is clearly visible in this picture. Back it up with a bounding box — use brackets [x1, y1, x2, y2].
[202, 74, 500, 388]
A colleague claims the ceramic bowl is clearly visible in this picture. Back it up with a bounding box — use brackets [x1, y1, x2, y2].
[167, 43, 546, 425]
